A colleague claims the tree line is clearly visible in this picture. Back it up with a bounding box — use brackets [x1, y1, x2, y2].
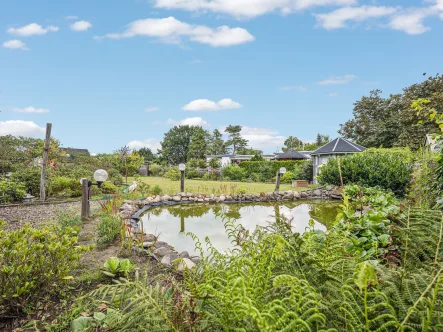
[339, 74, 443, 150]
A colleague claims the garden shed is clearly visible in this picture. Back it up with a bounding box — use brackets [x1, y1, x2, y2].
[275, 149, 309, 161]
[311, 137, 367, 183]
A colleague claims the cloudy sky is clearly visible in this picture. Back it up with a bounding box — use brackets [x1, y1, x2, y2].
[1, 0, 442, 153]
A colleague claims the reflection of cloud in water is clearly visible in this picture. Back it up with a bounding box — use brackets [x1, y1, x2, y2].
[140, 202, 336, 255]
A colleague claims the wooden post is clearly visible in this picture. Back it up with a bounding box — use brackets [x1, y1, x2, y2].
[275, 171, 281, 192]
[337, 155, 344, 187]
[180, 171, 185, 192]
[81, 179, 90, 220]
[39, 123, 52, 201]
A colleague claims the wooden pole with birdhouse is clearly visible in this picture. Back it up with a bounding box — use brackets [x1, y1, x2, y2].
[39, 123, 52, 201]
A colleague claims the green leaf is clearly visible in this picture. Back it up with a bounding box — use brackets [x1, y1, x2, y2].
[71, 316, 92, 332]
[353, 261, 378, 291]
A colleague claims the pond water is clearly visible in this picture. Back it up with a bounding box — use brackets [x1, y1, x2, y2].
[140, 200, 340, 255]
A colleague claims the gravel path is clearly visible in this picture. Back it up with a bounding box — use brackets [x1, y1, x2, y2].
[0, 201, 100, 231]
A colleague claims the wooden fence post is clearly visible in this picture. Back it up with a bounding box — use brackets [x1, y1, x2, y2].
[180, 171, 185, 192]
[275, 171, 281, 192]
[39, 123, 52, 201]
[81, 179, 90, 220]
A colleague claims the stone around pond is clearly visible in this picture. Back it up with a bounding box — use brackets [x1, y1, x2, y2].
[178, 258, 195, 272]
[161, 253, 179, 268]
[179, 251, 190, 259]
[153, 246, 174, 257]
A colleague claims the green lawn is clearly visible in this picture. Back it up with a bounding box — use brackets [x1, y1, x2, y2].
[128, 176, 314, 196]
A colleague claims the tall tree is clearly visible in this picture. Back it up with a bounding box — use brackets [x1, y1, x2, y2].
[225, 125, 248, 154]
[136, 147, 154, 163]
[339, 75, 443, 150]
[237, 147, 263, 155]
[187, 127, 210, 160]
[116, 145, 131, 184]
[207, 129, 227, 155]
[316, 134, 330, 147]
[159, 125, 209, 164]
[282, 136, 303, 151]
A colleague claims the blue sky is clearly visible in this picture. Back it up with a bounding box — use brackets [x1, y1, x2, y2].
[1, 0, 442, 154]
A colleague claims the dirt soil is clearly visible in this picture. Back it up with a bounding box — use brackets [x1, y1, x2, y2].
[0, 201, 99, 231]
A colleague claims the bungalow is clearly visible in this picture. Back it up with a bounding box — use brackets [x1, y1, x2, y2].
[311, 137, 367, 184]
[275, 148, 309, 161]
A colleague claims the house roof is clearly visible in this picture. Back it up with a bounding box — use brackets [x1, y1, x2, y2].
[311, 137, 366, 155]
[276, 148, 309, 160]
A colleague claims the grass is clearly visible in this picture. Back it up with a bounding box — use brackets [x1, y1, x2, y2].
[128, 176, 315, 195]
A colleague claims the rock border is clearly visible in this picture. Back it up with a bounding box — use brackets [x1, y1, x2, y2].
[119, 187, 341, 270]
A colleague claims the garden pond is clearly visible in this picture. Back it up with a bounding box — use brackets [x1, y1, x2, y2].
[140, 200, 340, 254]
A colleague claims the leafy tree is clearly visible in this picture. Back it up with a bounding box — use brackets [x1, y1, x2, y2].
[316, 133, 330, 146]
[339, 75, 443, 150]
[250, 154, 265, 161]
[136, 147, 154, 163]
[187, 127, 209, 160]
[159, 125, 208, 164]
[282, 136, 303, 151]
[225, 125, 248, 154]
[207, 129, 227, 155]
[237, 147, 263, 155]
[116, 145, 131, 184]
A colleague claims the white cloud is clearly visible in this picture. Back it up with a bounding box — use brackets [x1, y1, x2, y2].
[328, 92, 338, 97]
[96, 16, 254, 47]
[182, 98, 242, 111]
[318, 74, 356, 85]
[70, 20, 92, 32]
[167, 117, 209, 126]
[388, 8, 435, 35]
[154, 0, 356, 19]
[0, 120, 45, 137]
[65, 16, 79, 20]
[2, 39, 28, 50]
[145, 106, 160, 112]
[13, 106, 50, 113]
[280, 86, 308, 92]
[7, 23, 59, 36]
[314, 5, 397, 30]
[240, 126, 285, 151]
[127, 138, 161, 152]
[190, 59, 202, 64]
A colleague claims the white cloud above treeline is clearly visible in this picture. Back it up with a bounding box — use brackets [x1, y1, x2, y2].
[7, 23, 59, 36]
[3, 39, 28, 50]
[167, 117, 209, 126]
[0, 120, 45, 137]
[95, 16, 254, 47]
[127, 138, 161, 152]
[182, 98, 242, 111]
[13, 106, 50, 113]
[154, 0, 355, 19]
[70, 20, 92, 32]
[145, 106, 160, 112]
[317, 74, 356, 85]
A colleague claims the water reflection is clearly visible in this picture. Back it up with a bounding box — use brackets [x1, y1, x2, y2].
[140, 200, 339, 255]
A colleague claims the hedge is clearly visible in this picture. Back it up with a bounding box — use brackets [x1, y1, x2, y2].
[316, 148, 414, 196]
[238, 160, 310, 182]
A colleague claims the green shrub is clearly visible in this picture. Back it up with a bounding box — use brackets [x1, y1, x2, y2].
[108, 168, 123, 186]
[208, 158, 221, 169]
[293, 160, 313, 181]
[202, 172, 217, 181]
[317, 148, 414, 196]
[100, 181, 117, 194]
[96, 214, 121, 246]
[0, 178, 26, 203]
[221, 165, 248, 181]
[185, 168, 203, 179]
[0, 222, 90, 314]
[49, 176, 82, 197]
[187, 158, 207, 168]
[164, 167, 181, 181]
[102, 257, 135, 279]
[280, 171, 294, 184]
[10, 166, 41, 196]
[149, 163, 166, 177]
[151, 185, 163, 195]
